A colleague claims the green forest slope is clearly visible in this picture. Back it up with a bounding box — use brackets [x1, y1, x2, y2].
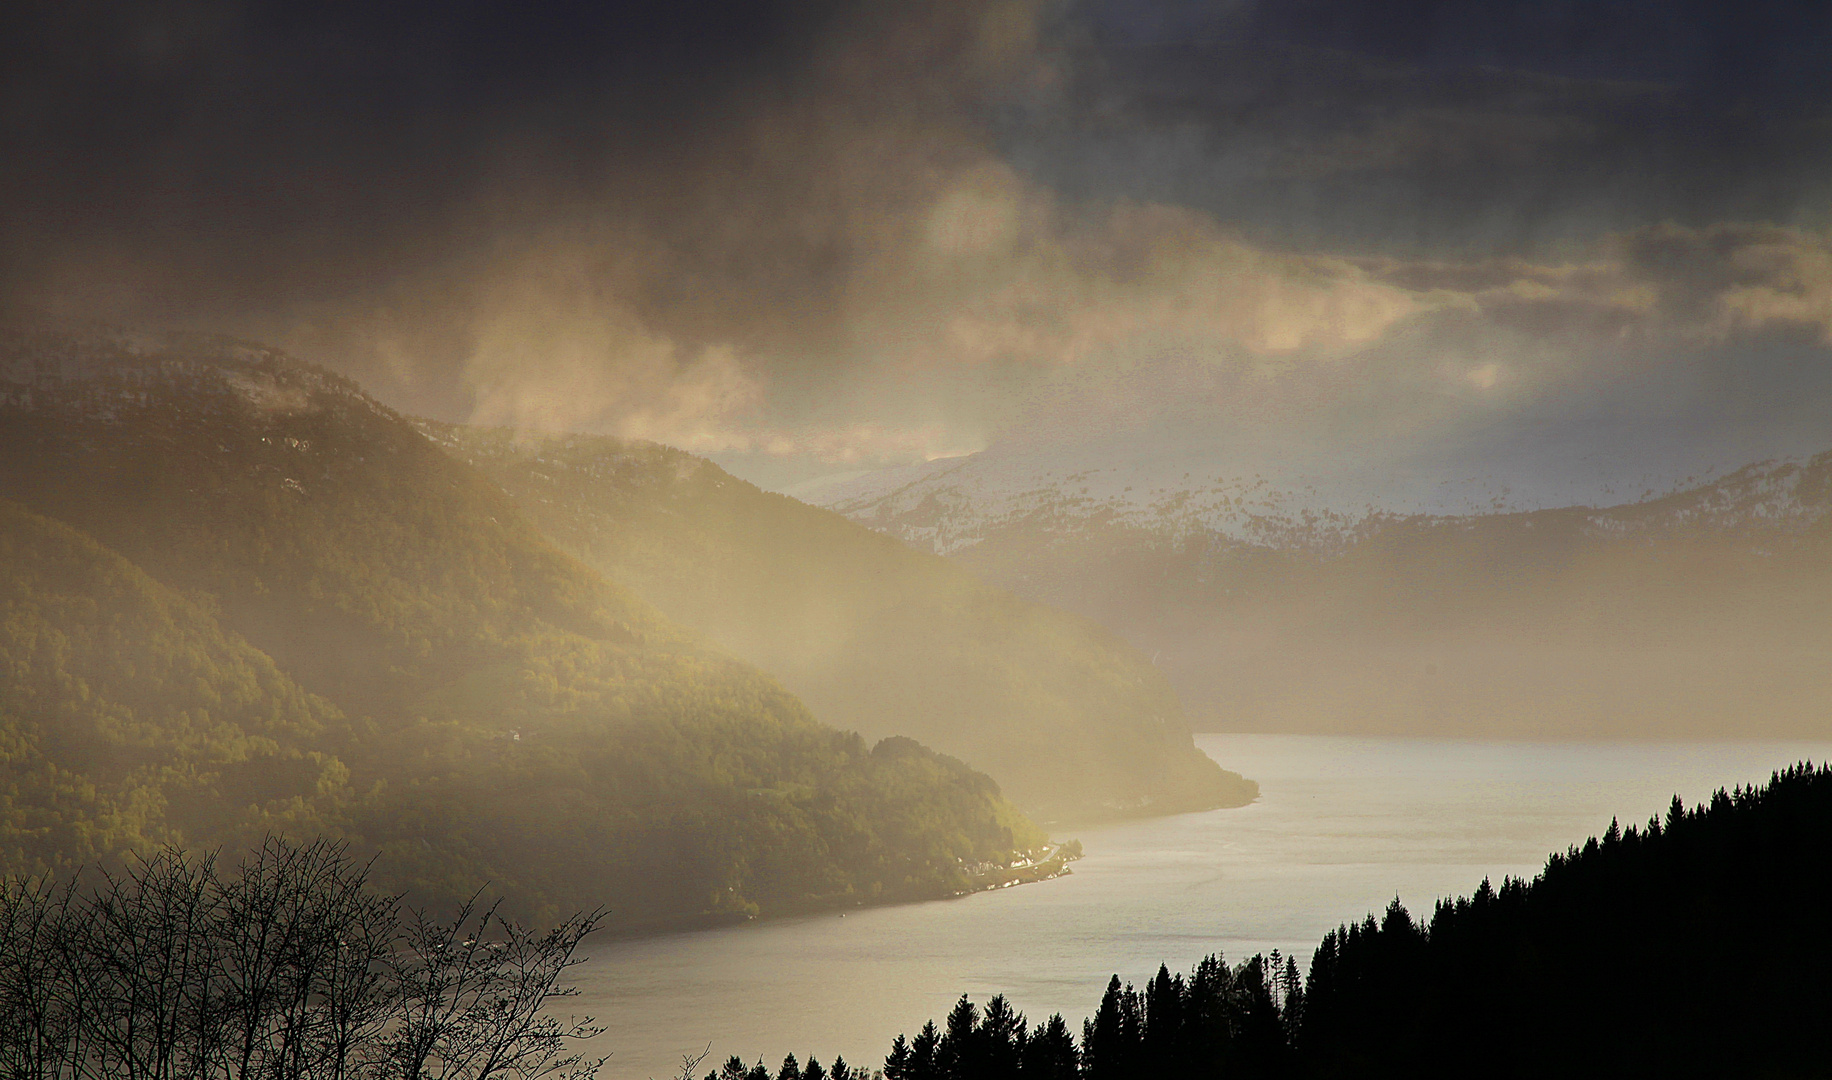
[415, 424, 1255, 822]
[0, 497, 345, 873]
[0, 325, 1042, 926]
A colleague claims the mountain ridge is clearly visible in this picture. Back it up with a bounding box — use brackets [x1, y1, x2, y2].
[416, 421, 1257, 823]
[812, 441, 1832, 739]
[0, 323, 1051, 926]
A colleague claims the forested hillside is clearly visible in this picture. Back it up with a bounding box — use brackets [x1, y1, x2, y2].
[0, 324, 1043, 926]
[0, 497, 346, 874]
[734, 761, 1832, 1078]
[415, 423, 1255, 822]
[1292, 771, 1832, 1075]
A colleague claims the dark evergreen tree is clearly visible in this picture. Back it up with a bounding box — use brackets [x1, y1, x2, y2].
[1080, 976, 1128, 1080]
[883, 1035, 911, 1080]
[1140, 964, 1182, 1077]
[1180, 954, 1233, 1073]
[908, 1021, 941, 1080]
[1278, 954, 1304, 1044]
[939, 995, 977, 1080]
[1020, 1015, 1078, 1080]
[978, 995, 1024, 1080]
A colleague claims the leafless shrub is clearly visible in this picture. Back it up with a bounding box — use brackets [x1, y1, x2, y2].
[0, 839, 605, 1080]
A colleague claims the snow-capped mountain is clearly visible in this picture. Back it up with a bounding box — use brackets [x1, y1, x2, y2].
[799, 434, 1832, 740]
[1575, 453, 1832, 544]
[0, 322, 382, 427]
[794, 427, 1766, 556]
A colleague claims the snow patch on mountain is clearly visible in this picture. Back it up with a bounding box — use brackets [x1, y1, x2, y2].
[800, 433, 1832, 555]
[1580, 453, 1832, 542]
[0, 322, 380, 423]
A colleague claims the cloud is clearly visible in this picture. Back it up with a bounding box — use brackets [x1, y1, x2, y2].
[1613, 222, 1832, 341]
[7, 0, 1832, 489]
[962, 217, 1832, 483]
[757, 422, 976, 464]
[916, 180, 1429, 362]
[424, 243, 761, 452]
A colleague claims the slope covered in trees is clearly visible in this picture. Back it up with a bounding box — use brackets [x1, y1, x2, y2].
[1295, 761, 1832, 1076]
[416, 424, 1254, 823]
[0, 324, 1043, 926]
[0, 497, 346, 874]
[731, 761, 1832, 1078]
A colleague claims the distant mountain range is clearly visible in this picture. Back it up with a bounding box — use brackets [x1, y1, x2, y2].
[808, 440, 1832, 738]
[793, 430, 1745, 556]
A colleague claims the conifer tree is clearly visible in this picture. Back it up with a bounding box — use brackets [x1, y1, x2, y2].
[883, 1035, 911, 1080]
[939, 996, 976, 1080]
[978, 995, 1023, 1080]
[908, 1021, 940, 1080]
[1141, 964, 1181, 1075]
[1081, 976, 1131, 1080]
[1018, 1015, 1077, 1080]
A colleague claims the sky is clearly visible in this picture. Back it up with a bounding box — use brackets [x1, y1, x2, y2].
[6, 0, 1832, 496]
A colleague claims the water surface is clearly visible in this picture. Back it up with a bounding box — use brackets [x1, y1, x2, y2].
[574, 735, 1831, 1078]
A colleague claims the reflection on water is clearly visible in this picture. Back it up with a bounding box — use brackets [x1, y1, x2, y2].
[573, 735, 1832, 1078]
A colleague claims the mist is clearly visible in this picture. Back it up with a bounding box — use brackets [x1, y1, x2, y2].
[7, 3, 1832, 1076]
[7, 0, 1832, 491]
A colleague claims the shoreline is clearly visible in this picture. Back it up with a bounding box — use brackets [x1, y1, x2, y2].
[596, 843, 1089, 942]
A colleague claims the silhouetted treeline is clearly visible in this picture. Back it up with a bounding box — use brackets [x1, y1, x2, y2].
[0, 837, 604, 1080]
[700, 1051, 871, 1080]
[708, 952, 1296, 1080]
[729, 761, 1832, 1078]
[1301, 760, 1832, 1077]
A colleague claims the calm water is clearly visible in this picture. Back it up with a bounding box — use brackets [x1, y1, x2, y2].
[572, 735, 1832, 1078]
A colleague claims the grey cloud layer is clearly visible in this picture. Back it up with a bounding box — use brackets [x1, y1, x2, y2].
[4, 1, 1830, 485]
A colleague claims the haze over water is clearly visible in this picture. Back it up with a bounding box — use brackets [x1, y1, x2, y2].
[576, 735, 1832, 1079]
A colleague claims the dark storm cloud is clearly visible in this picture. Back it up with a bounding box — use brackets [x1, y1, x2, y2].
[1013, 0, 1832, 255]
[5, 0, 1832, 484]
[1238, 0, 1831, 87]
[0, 0, 840, 307]
[2, 0, 1049, 433]
[1072, 0, 1832, 98]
